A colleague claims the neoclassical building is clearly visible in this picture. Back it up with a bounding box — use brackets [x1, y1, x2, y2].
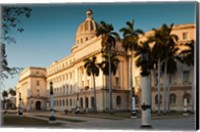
[16, 9, 195, 112]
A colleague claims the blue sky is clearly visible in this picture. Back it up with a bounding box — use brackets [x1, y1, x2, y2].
[3, 2, 196, 91]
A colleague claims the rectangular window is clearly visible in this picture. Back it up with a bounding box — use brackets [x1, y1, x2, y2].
[183, 71, 189, 84]
[115, 77, 119, 86]
[82, 81, 84, 88]
[36, 81, 40, 86]
[169, 75, 172, 84]
[182, 32, 188, 40]
[70, 72, 72, 79]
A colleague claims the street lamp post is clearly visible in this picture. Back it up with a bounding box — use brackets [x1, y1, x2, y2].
[76, 93, 80, 114]
[18, 92, 23, 117]
[183, 91, 189, 116]
[129, 51, 137, 118]
[49, 82, 56, 124]
[140, 51, 152, 129]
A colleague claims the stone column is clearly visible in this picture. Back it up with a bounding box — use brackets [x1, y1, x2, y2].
[49, 82, 56, 124]
[140, 51, 152, 129]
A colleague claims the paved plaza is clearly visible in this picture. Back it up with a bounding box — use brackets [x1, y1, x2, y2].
[6, 111, 194, 130]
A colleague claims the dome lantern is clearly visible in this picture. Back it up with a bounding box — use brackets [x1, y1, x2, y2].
[86, 9, 93, 19]
[74, 9, 98, 48]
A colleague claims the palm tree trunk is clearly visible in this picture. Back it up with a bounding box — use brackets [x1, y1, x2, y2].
[130, 50, 136, 118]
[167, 74, 171, 112]
[157, 59, 161, 115]
[92, 74, 97, 113]
[108, 53, 113, 114]
[163, 60, 168, 114]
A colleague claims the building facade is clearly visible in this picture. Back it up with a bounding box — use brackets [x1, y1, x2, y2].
[16, 9, 195, 112]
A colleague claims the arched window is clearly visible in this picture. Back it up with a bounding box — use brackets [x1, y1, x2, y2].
[80, 97, 83, 107]
[91, 96, 94, 108]
[170, 94, 176, 104]
[183, 93, 190, 104]
[155, 95, 162, 104]
[85, 97, 89, 108]
[116, 96, 121, 106]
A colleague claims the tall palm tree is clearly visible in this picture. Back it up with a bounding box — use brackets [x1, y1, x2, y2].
[179, 40, 194, 112]
[161, 44, 179, 112]
[162, 58, 177, 112]
[96, 21, 119, 114]
[84, 56, 100, 113]
[149, 23, 178, 115]
[120, 20, 144, 118]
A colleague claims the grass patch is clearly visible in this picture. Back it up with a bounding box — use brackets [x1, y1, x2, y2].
[2, 116, 62, 127]
[35, 115, 86, 123]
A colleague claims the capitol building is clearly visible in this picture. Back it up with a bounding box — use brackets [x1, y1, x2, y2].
[16, 9, 195, 112]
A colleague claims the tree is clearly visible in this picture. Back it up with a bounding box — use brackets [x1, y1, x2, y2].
[179, 40, 194, 112]
[98, 53, 120, 76]
[1, 7, 32, 79]
[2, 90, 8, 100]
[149, 24, 178, 115]
[162, 58, 177, 112]
[2, 90, 8, 110]
[161, 46, 179, 112]
[9, 88, 16, 96]
[8, 88, 16, 109]
[120, 19, 144, 118]
[96, 21, 119, 114]
[84, 56, 100, 113]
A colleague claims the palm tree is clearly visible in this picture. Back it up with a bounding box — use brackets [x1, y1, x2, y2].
[96, 21, 119, 114]
[9, 88, 16, 97]
[179, 40, 194, 112]
[161, 45, 179, 112]
[8, 88, 16, 108]
[99, 53, 120, 76]
[2, 90, 8, 110]
[162, 58, 177, 112]
[149, 23, 178, 115]
[120, 20, 144, 118]
[84, 56, 100, 113]
[98, 53, 120, 113]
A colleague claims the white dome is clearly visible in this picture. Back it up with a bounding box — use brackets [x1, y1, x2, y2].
[75, 9, 98, 45]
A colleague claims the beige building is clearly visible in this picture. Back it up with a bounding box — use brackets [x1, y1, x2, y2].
[16, 9, 195, 112]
